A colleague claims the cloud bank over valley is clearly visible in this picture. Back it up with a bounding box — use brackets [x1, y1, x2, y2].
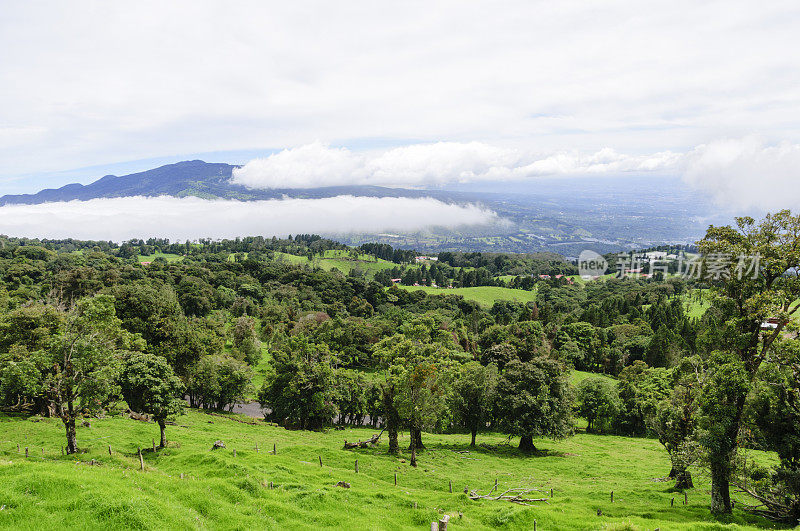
[0, 196, 499, 242]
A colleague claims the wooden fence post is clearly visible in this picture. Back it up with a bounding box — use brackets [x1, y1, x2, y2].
[273, 443, 276, 455]
[138, 447, 144, 471]
[449, 480, 452, 493]
[108, 445, 112, 456]
[319, 455, 322, 467]
[24, 447, 28, 458]
[355, 459, 359, 473]
[394, 473, 397, 486]
[671, 497, 674, 507]
[610, 491, 614, 503]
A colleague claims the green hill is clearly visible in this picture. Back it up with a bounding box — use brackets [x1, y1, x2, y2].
[0, 410, 774, 530]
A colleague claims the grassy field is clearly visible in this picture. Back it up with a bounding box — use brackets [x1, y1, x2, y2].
[0, 410, 780, 530]
[395, 286, 538, 308]
[137, 252, 183, 263]
[273, 250, 401, 277]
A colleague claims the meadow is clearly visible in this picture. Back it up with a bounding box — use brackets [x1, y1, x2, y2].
[274, 250, 400, 277]
[395, 285, 539, 308]
[0, 410, 781, 530]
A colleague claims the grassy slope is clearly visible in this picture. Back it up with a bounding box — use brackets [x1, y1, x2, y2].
[0, 411, 778, 530]
[137, 252, 183, 263]
[396, 286, 538, 308]
[273, 251, 401, 277]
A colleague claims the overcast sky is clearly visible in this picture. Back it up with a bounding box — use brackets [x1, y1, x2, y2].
[1, 1, 800, 210]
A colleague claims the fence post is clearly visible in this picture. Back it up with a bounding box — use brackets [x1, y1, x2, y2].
[394, 473, 397, 486]
[355, 459, 359, 473]
[24, 447, 28, 458]
[138, 447, 144, 471]
[319, 455, 323, 467]
[108, 445, 112, 456]
[449, 480, 452, 493]
[273, 443, 276, 455]
[611, 491, 614, 503]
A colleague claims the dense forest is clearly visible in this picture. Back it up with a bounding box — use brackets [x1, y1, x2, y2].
[2, 211, 800, 523]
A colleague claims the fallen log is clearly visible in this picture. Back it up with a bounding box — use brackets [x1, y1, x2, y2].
[469, 486, 550, 506]
[343, 428, 384, 449]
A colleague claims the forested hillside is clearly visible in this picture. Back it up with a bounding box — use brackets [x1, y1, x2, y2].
[2, 212, 800, 528]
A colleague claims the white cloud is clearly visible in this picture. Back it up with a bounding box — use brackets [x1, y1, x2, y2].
[232, 142, 683, 188]
[2, 1, 800, 184]
[683, 137, 800, 211]
[0, 196, 499, 241]
[231, 142, 365, 189]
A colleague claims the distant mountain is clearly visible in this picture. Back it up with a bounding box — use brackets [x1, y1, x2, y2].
[0, 160, 447, 205]
[0, 159, 729, 255]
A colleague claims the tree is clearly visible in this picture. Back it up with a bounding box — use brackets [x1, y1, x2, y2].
[696, 211, 800, 513]
[575, 377, 619, 434]
[495, 357, 573, 452]
[393, 355, 452, 466]
[44, 295, 134, 454]
[696, 352, 750, 513]
[119, 352, 185, 447]
[188, 355, 253, 411]
[232, 316, 262, 365]
[452, 362, 498, 446]
[258, 337, 337, 429]
[742, 339, 800, 524]
[650, 358, 702, 489]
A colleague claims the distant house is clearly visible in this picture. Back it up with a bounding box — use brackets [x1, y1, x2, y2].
[390, 278, 402, 283]
[140, 261, 152, 266]
[415, 256, 438, 262]
[538, 274, 551, 280]
[760, 317, 781, 330]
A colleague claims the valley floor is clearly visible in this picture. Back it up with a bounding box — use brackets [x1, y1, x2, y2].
[0, 410, 783, 530]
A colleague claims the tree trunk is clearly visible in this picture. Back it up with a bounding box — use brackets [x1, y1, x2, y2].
[470, 428, 477, 447]
[409, 426, 417, 467]
[408, 427, 424, 450]
[710, 461, 732, 514]
[518, 434, 536, 453]
[64, 416, 78, 454]
[674, 468, 694, 490]
[158, 419, 167, 448]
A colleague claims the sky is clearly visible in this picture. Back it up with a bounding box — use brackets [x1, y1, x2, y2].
[1, 1, 799, 237]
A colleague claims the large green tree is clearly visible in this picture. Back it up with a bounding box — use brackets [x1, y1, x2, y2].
[495, 356, 573, 452]
[119, 352, 185, 447]
[44, 295, 137, 454]
[696, 210, 800, 513]
[452, 362, 498, 446]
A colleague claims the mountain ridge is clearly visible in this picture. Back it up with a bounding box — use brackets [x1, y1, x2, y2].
[0, 160, 460, 205]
